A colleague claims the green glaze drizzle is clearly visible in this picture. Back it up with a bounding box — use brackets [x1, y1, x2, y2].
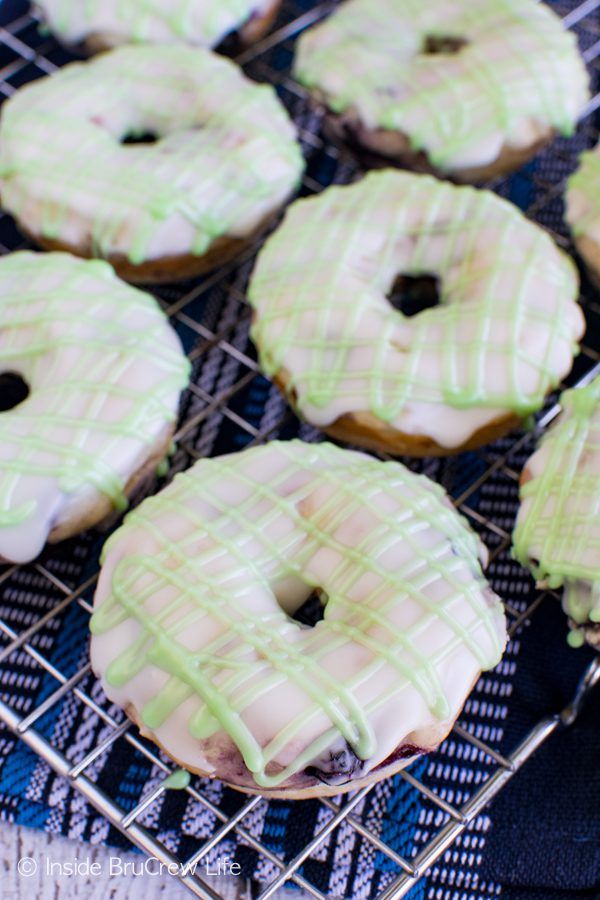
[248, 170, 581, 449]
[38, 0, 270, 49]
[91, 440, 505, 789]
[0, 45, 304, 267]
[567, 146, 600, 239]
[294, 0, 589, 171]
[163, 768, 191, 790]
[156, 458, 170, 479]
[513, 377, 600, 645]
[0, 251, 190, 561]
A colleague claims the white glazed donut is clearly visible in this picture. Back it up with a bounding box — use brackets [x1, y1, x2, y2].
[36, 0, 281, 52]
[248, 170, 585, 456]
[513, 376, 600, 650]
[567, 143, 600, 286]
[294, 0, 590, 181]
[91, 440, 507, 798]
[0, 45, 304, 283]
[0, 252, 190, 565]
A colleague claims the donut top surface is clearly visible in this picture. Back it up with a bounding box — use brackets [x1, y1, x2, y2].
[567, 143, 600, 245]
[91, 440, 506, 792]
[0, 252, 190, 564]
[0, 45, 304, 265]
[294, 0, 589, 172]
[513, 377, 600, 646]
[248, 170, 584, 450]
[36, 0, 275, 49]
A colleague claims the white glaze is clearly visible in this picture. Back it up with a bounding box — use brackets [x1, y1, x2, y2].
[0, 252, 190, 564]
[248, 171, 584, 450]
[514, 377, 600, 639]
[36, 0, 276, 49]
[294, 0, 590, 173]
[0, 45, 304, 267]
[91, 440, 507, 792]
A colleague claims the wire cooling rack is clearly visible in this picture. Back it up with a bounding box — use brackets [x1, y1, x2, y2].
[0, 1, 599, 897]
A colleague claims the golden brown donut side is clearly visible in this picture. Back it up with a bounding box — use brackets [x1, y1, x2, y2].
[274, 368, 522, 457]
[21, 207, 281, 283]
[573, 233, 600, 289]
[123, 699, 464, 800]
[321, 100, 555, 183]
[237, 0, 281, 47]
[0, 423, 176, 563]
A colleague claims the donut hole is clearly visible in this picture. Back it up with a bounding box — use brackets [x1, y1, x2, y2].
[422, 34, 469, 55]
[0, 372, 30, 412]
[291, 590, 327, 628]
[387, 273, 440, 317]
[120, 131, 159, 146]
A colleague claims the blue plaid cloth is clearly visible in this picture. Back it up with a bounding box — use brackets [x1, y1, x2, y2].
[0, 1, 598, 897]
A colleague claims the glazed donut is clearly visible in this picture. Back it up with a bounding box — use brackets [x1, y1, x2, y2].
[0, 252, 190, 565]
[567, 144, 600, 286]
[0, 45, 304, 283]
[90, 440, 507, 798]
[513, 376, 600, 650]
[248, 170, 585, 456]
[293, 0, 589, 182]
[35, 0, 281, 53]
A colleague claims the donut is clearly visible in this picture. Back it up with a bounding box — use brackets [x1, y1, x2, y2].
[293, 0, 590, 182]
[0, 45, 304, 283]
[513, 376, 600, 650]
[566, 144, 600, 286]
[0, 251, 190, 565]
[248, 170, 585, 456]
[90, 440, 507, 799]
[35, 0, 281, 53]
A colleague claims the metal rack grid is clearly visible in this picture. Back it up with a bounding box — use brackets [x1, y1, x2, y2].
[0, 1, 598, 897]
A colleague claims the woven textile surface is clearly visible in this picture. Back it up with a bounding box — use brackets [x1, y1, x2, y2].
[0, 1, 599, 897]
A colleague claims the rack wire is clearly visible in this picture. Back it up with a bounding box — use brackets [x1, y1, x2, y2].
[0, 1, 599, 897]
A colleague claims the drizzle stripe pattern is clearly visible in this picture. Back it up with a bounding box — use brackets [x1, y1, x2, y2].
[0, 45, 304, 266]
[0, 251, 190, 563]
[91, 440, 505, 791]
[513, 377, 600, 644]
[294, 0, 589, 172]
[249, 170, 583, 449]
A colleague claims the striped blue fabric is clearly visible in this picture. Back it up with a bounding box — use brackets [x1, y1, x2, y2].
[0, 1, 598, 897]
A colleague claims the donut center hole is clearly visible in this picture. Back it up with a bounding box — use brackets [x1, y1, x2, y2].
[0, 372, 30, 412]
[291, 590, 327, 628]
[120, 131, 159, 146]
[387, 273, 440, 317]
[422, 34, 469, 55]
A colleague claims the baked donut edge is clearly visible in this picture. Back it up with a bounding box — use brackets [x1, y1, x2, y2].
[573, 233, 600, 289]
[123, 688, 475, 800]
[0, 422, 177, 565]
[20, 207, 285, 284]
[273, 369, 523, 457]
[315, 97, 555, 184]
